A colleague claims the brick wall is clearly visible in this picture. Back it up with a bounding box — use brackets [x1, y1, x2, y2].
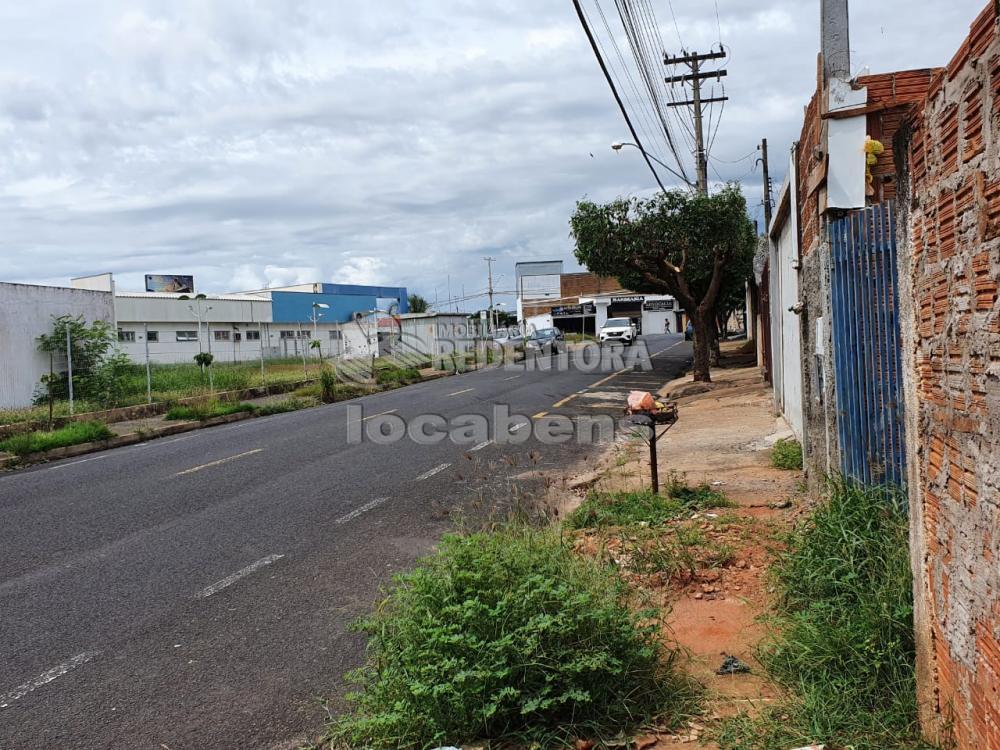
[897, 5, 1000, 747]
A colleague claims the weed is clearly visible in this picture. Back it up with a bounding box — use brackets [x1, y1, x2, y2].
[664, 473, 736, 510]
[328, 526, 697, 749]
[714, 479, 926, 750]
[255, 398, 313, 416]
[374, 364, 421, 386]
[566, 490, 683, 529]
[0, 420, 114, 456]
[164, 401, 255, 421]
[319, 367, 339, 403]
[771, 438, 803, 470]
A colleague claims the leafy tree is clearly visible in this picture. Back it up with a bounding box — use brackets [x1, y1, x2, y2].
[570, 185, 755, 381]
[34, 315, 117, 403]
[407, 293, 429, 313]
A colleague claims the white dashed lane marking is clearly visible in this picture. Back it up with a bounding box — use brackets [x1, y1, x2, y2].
[195, 554, 285, 598]
[0, 651, 101, 709]
[415, 463, 451, 481]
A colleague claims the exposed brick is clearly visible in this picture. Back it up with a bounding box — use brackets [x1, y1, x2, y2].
[898, 5, 1000, 748]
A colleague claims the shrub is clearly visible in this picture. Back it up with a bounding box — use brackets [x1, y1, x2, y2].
[374, 364, 421, 386]
[0, 420, 114, 456]
[329, 527, 695, 749]
[320, 367, 339, 403]
[715, 480, 923, 750]
[565, 490, 683, 529]
[770, 438, 803, 470]
[164, 401, 255, 421]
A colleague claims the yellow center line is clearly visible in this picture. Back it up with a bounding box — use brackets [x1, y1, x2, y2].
[448, 388, 475, 396]
[532, 411, 549, 419]
[175, 449, 263, 477]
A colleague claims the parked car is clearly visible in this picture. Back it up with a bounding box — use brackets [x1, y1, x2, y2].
[685, 321, 694, 340]
[599, 317, 637, 345]
[524, 327, 565, 357]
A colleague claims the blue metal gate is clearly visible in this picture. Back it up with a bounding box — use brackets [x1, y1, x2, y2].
[829, 202, 907, 486]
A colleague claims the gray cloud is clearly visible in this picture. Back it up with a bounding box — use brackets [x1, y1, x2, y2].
[0, 0, 987, 307]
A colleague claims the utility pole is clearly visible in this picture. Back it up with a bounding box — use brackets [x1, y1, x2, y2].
[665, 48, 728, 195]
[760, 138, 773, 230]
[484, 256, 496, 336]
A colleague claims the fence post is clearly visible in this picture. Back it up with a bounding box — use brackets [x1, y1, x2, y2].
[66, 325, 74, 416]
[258, 321, 266, 389]
[144, 322, 152, 404]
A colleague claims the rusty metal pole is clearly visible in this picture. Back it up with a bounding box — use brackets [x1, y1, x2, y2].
[649, 425, 659, 493]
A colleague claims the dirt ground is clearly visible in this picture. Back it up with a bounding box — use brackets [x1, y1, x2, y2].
[549, 343, 804, 749]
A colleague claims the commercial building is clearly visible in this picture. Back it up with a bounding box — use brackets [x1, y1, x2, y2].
[515, 261, 685, 335]
[0, 281, 115, 409]
[379, 312, 477, 362]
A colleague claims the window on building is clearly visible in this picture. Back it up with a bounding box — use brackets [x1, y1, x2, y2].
[176, 331, 198, 342]
[245, 330, 261, 341]
[146, 330, 159, 343]
[329, 330, 342, 340]
[299, 330, 310, 338]
[280, 330, 296, 339]
[117, 329, 136, 343]
[214, 330, 230, 342]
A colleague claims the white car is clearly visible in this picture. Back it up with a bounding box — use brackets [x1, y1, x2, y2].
[599, 317, 637, 345]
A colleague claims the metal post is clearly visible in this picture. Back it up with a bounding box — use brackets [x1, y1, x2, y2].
[297, 322, 307, 378]
[258, 320, 266, 387]
[144, 323, 152, 404]
[648, 425, 659, 493]
[66, 325, 74, 416]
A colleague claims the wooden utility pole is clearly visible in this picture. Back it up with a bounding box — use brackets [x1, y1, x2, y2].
[665, 49, 728, 195]
[760, 138, 773, 230]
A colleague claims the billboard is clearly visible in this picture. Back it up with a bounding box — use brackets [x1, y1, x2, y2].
[145, 274, 194, 294]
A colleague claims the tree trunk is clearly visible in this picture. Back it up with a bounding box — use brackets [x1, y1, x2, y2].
[689, 313, 713, 382]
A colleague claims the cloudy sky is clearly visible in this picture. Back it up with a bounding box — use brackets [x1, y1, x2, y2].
[0, 1, 986, 308]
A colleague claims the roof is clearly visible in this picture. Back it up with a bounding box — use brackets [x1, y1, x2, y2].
[114, 291, 269, 302]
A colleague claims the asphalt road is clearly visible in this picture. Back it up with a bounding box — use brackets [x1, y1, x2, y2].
[0, 334, 691, 750]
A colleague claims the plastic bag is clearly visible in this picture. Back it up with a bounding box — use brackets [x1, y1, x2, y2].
[627, 391, 656, 411]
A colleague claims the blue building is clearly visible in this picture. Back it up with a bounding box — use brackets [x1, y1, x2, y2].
[265, 283, 409, 323]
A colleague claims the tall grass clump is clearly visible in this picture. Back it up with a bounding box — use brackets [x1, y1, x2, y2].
[566, 490, 683, 529]
[329, 527, 696, 749]
[164, 401, 255, 421]
[715, 479, 926, 750]
[770, 438, 803, 470]
[0, 420, 114, 456]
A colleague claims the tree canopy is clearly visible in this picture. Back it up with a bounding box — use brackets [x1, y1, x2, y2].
[407, 293, 429, 314]
[570, 184, 755, 380]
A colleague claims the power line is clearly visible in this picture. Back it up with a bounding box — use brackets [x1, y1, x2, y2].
[573, 0, 670, 190]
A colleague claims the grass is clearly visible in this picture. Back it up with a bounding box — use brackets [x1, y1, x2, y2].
[771, 438, 803, 470]
[566, 479, 735, 530]
[566, 490, 683, 529]
[164, 401, 256, 421]
[374, 363, 422, 386]
[255, 398, 314, 416]
[327, 526, 697, 749]
[623, 525, 735, 579]
[714, 479, 928, 750]
[0, 420, 114, 456]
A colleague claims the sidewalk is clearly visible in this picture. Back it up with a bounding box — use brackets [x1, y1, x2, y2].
[559, 342, 803, 747]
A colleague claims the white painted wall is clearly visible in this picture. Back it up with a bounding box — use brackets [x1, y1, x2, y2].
[115, 320, 376, 365]
[0, 282, 115, 409]
[769, 154, 805, 440]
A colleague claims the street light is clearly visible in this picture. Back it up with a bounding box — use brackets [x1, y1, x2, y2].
[611, 141, 695, 189]
[311, 302, 330, 360]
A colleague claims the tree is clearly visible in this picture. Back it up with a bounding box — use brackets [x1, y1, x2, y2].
[570, 185, 756, 382]
[408, 294, 429, 313]
[35, 315, 117, 403]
